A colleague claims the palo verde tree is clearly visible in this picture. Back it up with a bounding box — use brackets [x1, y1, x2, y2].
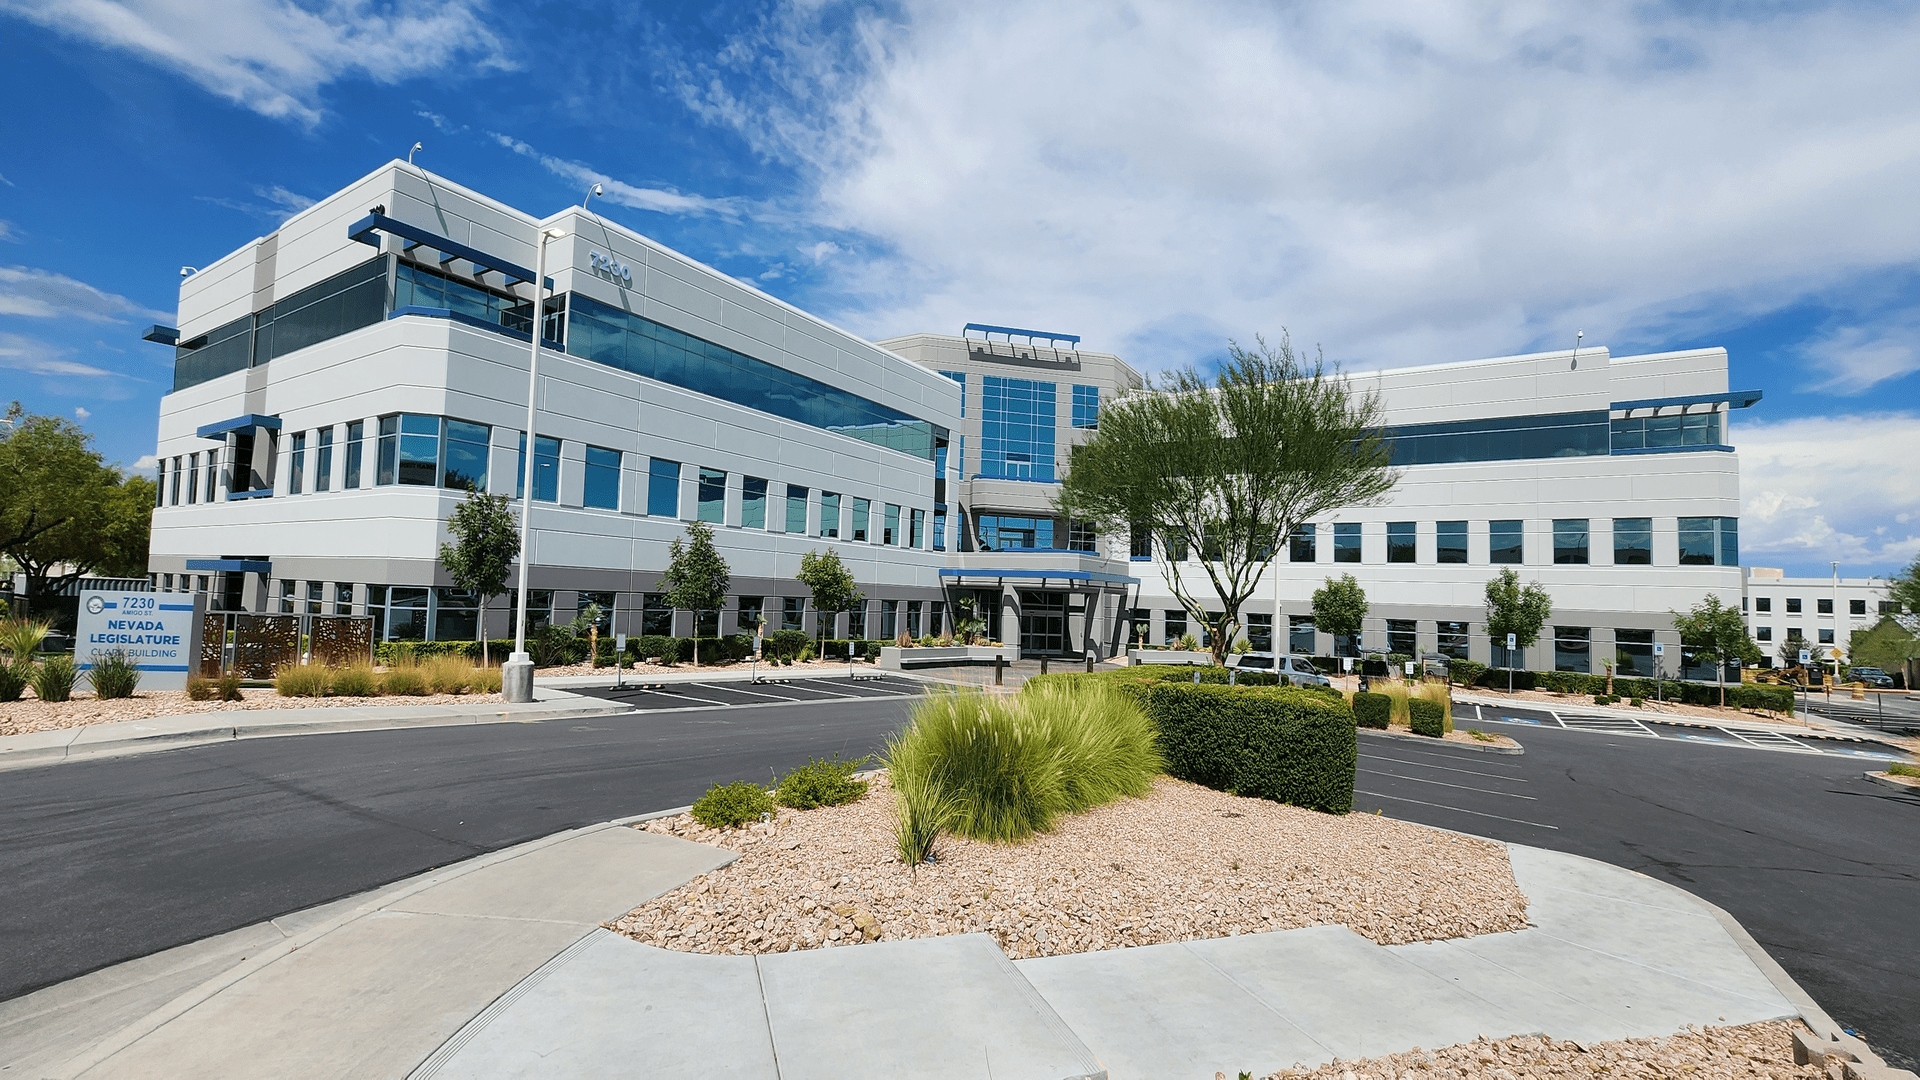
[1483, 568, 1553, 670]
[437, 487, 519, 665]
[1057, 333, 1397, 666]
[1671, 593, 1764, 707]
[660, 520, 732, 666]
[1311, 574, 1368, 658]
[0, 404, 156, 605]
[796, 548, 862, 657]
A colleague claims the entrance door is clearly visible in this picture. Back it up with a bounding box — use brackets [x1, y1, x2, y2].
[1018, 590, 1066, 656]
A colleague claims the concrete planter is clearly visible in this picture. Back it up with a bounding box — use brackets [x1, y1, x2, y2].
[1127, 649, 1215, 666]
[877, 645, 1014, 670]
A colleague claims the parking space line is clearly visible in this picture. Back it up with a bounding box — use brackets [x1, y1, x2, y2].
[1356, 789, 1559, 830]
[1357, 767, 1538, 800]
[599, 686, 741, 707]
[698, 682, 806, 702]
[1361, 754, 1530, 782]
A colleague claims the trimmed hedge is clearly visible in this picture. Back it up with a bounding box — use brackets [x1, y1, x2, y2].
[1351, 691, 1391, 729]
[1446, 659, 1487, 686]
[1408, 698, 1445, 738]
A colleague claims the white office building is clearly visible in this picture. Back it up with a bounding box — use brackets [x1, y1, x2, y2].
[1742, 568, 1894, 667]
[142, 161, 1767, 676]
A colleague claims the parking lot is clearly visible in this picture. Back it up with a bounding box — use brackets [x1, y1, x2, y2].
[566, 672, 929, 711]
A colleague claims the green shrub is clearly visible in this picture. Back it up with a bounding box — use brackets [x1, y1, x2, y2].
[764, 628, 814, 662]
[275, 664, 329, 697]
[216, 671, 244, 701]
[690, 781, 774, 828]
[0, 660, 28, 702]
[1888, 762, 1920, 779]
[88, 649, 141, 699]
[1020, 680, 1162, 814]
[31, 655, 78, 703]
[331, 664, 379, 697]
[1630, 696, 1645, 707]
[420, 656, 474, 694]
[1734, 685, 1794, 715]
[890, 767, 953, 867]
[1409, 698, 1445, 737]
[186, 674, 218, 701]
[632, 634, 675, 662]
[0, 617, 51, 661]
[470, 665, 503, 693]
[776, 754, 872, 810]
[1141, 681, 1356, 813]
[380, 667, 429, 696]
[887, 692, 1068, 842]
[1351, 691, 1391, 729]
[1448, 659, 1487, 686]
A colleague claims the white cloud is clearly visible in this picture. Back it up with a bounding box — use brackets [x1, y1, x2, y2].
[674, 3, 1920, 373]
[806, 241, 841, 263]
[1800, 322, 1920, 393]
[415, 108, 464, 135]
[74, 406, 91, 420]
[0, 266, 170, 323]
[0, 220, 17, 243]
[198, 183, 318, 224]
[0, 0, 512, 128]
[1735, 413, 1920, 574]
[491, 133, 743, 219]
[0, 172, 13, 187]
[133, 453, 158, 470]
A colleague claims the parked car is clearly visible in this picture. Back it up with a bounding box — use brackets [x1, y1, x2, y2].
[1846, 667, 1895, 688]
[1229, 652, 1331, 687]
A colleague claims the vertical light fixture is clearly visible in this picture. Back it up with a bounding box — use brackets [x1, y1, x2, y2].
[504, 225, 568, 703]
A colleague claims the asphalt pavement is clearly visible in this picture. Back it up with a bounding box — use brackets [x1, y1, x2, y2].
[1355, 711, 1920, 1071]
[0, 690, 923, 1004]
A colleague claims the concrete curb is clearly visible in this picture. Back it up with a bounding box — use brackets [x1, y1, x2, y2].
[1359, 726, 1524, 755]
[0, 693, 627, 774]
[1861, 771, 1920, 795]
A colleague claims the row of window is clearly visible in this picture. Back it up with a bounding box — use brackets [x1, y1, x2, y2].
[970, 514, 1097, 553]
[938, 371, 1104, 483]
[1125, 517, 1739, 567]
[1750, 596, 1874, 616]
[1754, 626, 1838, 645]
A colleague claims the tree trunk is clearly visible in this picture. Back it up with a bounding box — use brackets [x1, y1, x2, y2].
[1717, 661, 1725, 708]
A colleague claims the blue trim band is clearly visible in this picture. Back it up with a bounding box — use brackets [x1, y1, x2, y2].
[349, 212, 554, 290]
[196, 414, 281, 439]
[1610, 390, 1763, 412]
[185, 558, 272, 573]
[158, 603, 195, 611]
[940, 568, 1139, 585]
[224, 489, 275, 500]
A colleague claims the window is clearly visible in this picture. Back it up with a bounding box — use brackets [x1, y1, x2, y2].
[1386, 410, 1610, 465]
[742, 477, 768, 529]
[906, 601, 923, 638]
[1289, 615, 1317, 655]
[315, 428, 333, 492]
[1334, 522, 1361, 563]
[577, 592, 615, 633]
[1290, 523, 1317, 563]
[518, 435, 561, 501]
[883, 504, 900, 545]
[698, 468, 726, 523]
[1131, 523, 1153, 560]
[584, 447, 621, 510]
[928, 509, 940, 551]
[373, 586, 429, 641]
[877, 600, 898, 640]
[641, 594, 673, 635]
[1071, 384, 1100, 429]
[1678, 517, 1739, 565]
[1849, 599, 1866, 616]
[1613, 629, 1654, 675]
[511, 589, 554, 635]
[851, 497, 870, 542]
[443, 420, 489, 490]
[1490, 520, 1524, 564]
[344, 421, 363, 489]
[1756, 597, 1771, 613]
[306, 581, 324, 615]
[1436, 621, 1470, 660]
[1164, 610, 1187, 645]
[1786, 598, 1802, 614]
[1788, 625, 1804, 642]
[782, 597, 806, 631]
[820, 492, 841, 538]
[648, 458, 681, 517]
[1387, 522, 1415, 563]
[169, 457, 182, 505]
[1436, 520, 1467, 563]
[1554, 626, 1591, 673]
[567, 292, 939, 460]
[1756, 626, 1772, 642]
[335, 583, 353, 615]
[205, 447, 220, 502]
[1246, 612, 1273, 652]
[1816, 598, 1832, 615]
[186, 454, 200, 504]
[377, 414, 438, 487]
[1387, 619, 1416, 656]
[1068, 520, 1097, 552]
[230, 429, 262, 494]
[785, 485, 809, 533]
[1610, 411, 1723, 451]
[1553, 519, 1589, 564]
[738, 597, 764, 633]
[979, 376, 1057, 480]
[977, 514, 1054, 551]
[279, 579, 296, 613]
[288, 432, 307, 495]
[1818, 628, 1835, 644]
[941, 371, 967, 416]
[930, 601, 945, 637]
[173, 256, 386, 392]
[1613, 517, 1652, 565]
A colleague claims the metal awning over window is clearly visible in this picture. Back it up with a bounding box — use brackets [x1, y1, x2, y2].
[195, 414, 281, 439]
[348, 212, 554, 290]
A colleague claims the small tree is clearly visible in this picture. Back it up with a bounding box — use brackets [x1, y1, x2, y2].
[1671, 593, 1764, 707]
[1890, 554, 1920, 618]
[437, 487, 519, 666]
[659, 520, 732, 667]
[1311, 574, 1367, 659]
[797, 549, 863, 657]
[1777, 631, 1813, 672]
[1484, 568, 1552, 675]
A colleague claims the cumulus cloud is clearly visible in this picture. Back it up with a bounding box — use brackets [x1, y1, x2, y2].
[0, 0, 513, 127]
[133, 453, 158, 470]
[669, 2, 1920, 372]
[74, 406, 91, 420]
[0, 266, 170, 323]
[491, 133, 744, 219]
[1735, 413, 1920, 574]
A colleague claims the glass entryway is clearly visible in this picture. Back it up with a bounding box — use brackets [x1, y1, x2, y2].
[1019, 590, 1067, 656]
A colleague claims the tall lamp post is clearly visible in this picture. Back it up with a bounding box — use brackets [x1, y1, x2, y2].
[502, 225, 568, 704]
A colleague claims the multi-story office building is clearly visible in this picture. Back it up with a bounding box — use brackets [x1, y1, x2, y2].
[1742, 568, 1894, 667]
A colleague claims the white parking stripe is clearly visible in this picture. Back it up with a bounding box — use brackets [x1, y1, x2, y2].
[1362, 754, 1530, 783]
[1356, 789, 1559, 830]
[1357, 767, 1538, 800]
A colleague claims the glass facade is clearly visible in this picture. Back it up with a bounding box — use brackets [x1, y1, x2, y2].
[742, 477, 768, 529]
[1290, 523, 1316, 562]
[1246, 612, 1272, 652]
[977, 514, 1054, 551]
[1490, 520, 1524, 564]
[584, 447, 621, 510]
[1436, 520, 1467, 563]
[1071, 384, 1100, 429]
[518, 435, 561, 501]
[979, 376, 1057, 481]
[1334, 522, 1361, 563]
[1067, 520, 1097, 552]
[782, 596, 806, 631]
[1613, 517, 1652, 565]
[567, 293, 938, 460]
[930, 508, 942, 551]
[1611, 411, 1723, 451]
[648, 458, 681, 517]
[1289, 615, 1317, 655]
[1614, 628, 1654, 676]
[1437, 621, 1470, 659]
[883, 504, 900, 545]
[1386, 410, 1609, 466]
[851, 497, 870, 542]
[1164, 610, 1186, 645]
[642, 594, 673, 635]
[1554, 626, 1591, 672]
[1387, 521, 1415, 563]
[1678, 516, 1738, 566]
[173, 256, 387, 392]
[820, 492, 841, 538]
[1553, 519, 1589, 564]
[785, 486, 808, 533]
[1387, 619, 1416, 656]
[377, 414, 439, 487]
[698, 468, 726, 523]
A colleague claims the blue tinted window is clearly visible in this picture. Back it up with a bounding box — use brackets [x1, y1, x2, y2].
[517, 435, 560, 501]
[1490, 520, 1524, 564]
[442, 420, 490, 491]
[884, 504, 900, 545]
[698, 468, 726, 523]
[1553, 519, 1589, 564]
[1289, 523, 1316, 562]
[1613, 517, 1652, 565]
[288, 433, 305, 495]
[912, 508, 925, 549]
[648, 458, 681, 517]
[1071, 384, 1100, 429]
[1289, 615, 1316, 655]
[174, 256, 386, 392]
[742, 477, 767, 529]
[820, 493, 841, 538]
[932, 509, 945, 551]
[1719, 517, 1738, 566]
[1611, 412, 1723, 452]
[567, 293, 939, 460]
[1387, 521, 1415, 563]
[1436, 520, 1467, 563]
[1335, 522, 1361, 563]
[584, 446, 620, 510]
[977, 514, 1054, 551]
[979, 376, 1056, 481]
[378, 413, 439, 487]
[941, 371, 966, 416]
[851, 497, 870, 541]
[785, 486, 808, 533]
[1678, 516, 1738, 566]
[1387, 411, 1609, 465]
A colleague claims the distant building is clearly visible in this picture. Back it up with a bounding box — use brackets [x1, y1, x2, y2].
[1742, 567, 1894, 668]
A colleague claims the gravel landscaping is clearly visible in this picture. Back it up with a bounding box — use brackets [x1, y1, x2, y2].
[611, 774, 1530, 958]
[0, 688, 503, 737]
[1249, 1021, 1823, 1080]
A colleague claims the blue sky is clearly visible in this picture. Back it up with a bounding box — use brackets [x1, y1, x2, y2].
[1, 1, 1916, 580]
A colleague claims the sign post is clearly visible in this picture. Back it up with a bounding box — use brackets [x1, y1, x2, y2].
[614, 632, 626, 688]
[1506, 632, 1516, 694]
[1654, 641, 1665, 701]
[75, 589, 203, 691]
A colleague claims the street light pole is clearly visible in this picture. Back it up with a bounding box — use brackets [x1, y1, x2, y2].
[503, 226, 566, 704]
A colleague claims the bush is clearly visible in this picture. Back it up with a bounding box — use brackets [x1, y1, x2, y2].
[0, 660, 28, 703]
[31, 655, 78, 703]
[1629, 696, 1645, 708]
[186, 674, 218, 701]
[690, 780, 774, 829]
[764, 628, 813, 663]
[0, 617, 51, 661]
[88, 649, 142, 699]
[380, 666, 429, 696]
[1351, 691, 1392, 729]
[630, 634, 674, 662]
[331, 664, 379, 697]
[275, 664, 330, 697]
[1448, 659, 1487, 686]
[374, 640, 479, 665]
[1140, 681, 1356, 813]
[470, 665, 504, 693]
[1734, 684, 1794, 715]
[890, 766, 953, 867]
[1021, 680, 1162, 814]
[1409, 698, 1445, 737]
[775, 754, 872, 810]
[420, 656, 475, 694]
